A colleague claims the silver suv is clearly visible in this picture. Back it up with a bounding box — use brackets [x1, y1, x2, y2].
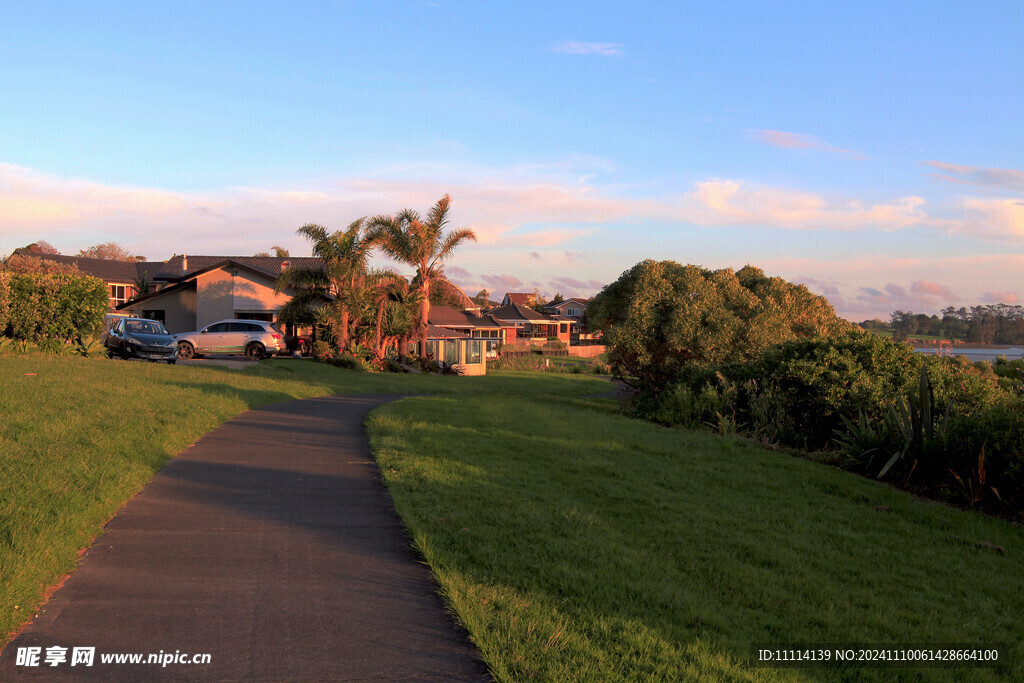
[175, 319, 284, 360]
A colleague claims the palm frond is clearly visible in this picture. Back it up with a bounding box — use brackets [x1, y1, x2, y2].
[274, 265, 330, 294]
[431, 227, 477, 267]
[296, 223, 329, 246]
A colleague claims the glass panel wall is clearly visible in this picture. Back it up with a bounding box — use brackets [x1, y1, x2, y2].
[444, 340, 460, 365]
[467, 340, 482, 364]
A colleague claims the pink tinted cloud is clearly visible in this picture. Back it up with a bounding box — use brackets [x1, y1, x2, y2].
[911, 280, 959, 300]
[1, 162, 943, 263]
[954, 197, 1024, 242]
[444, 265, 473, 287]
[546, 276, 605, 298]
[982, 290, 1020, 304]
[750, 130, 862, 159]
[850, 280, 960, 318]
[480, 274, 523, 289]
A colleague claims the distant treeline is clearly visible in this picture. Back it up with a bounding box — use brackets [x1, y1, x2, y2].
[857, 304, 1024, 344]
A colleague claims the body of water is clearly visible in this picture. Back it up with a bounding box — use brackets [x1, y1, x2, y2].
[913, 345, 1024, 363]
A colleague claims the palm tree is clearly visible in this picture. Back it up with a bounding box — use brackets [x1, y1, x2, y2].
[364, 271, 418, 362]
[274, 219, 377, 352]
[368, 195, 477, 356]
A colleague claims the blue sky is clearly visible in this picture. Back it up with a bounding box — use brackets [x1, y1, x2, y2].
[3, 1, 1023, 319]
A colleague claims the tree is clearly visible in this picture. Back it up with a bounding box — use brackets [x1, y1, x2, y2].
[551, 293, 564, 304]
[77, 242, 145, 261]
[255, 246, 290, 258]
[365, 272, 417, 361]
[368, 195, 477, 357]
[1, 254, 80, 275]
[588, 260, 849, 390]
[274, 219, 377, 352]
[21, 241, 60, 255]
[474, 289, 491, 308]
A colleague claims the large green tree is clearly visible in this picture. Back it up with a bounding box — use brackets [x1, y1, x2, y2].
[274, 219, 377, 352]
[589, 260, 849, 389]
[368, 195, 477, 356]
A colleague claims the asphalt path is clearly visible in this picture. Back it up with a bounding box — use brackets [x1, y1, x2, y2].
[0, 395, 490, 681]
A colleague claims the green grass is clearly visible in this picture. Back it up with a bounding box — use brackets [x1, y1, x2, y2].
[0, 354, 607, 643]
[368, 393, 1024, 681]
[866, 329, 955, 342]
[6, 353, 1023, 681]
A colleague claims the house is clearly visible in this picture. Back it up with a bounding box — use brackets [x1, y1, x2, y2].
[116, 256, 318, 334]
[427, 305, 510, 357]
[543, 297, 594, 342]
[11, 248, 164, 309]
[501, 292, 539, 307]
[544, 297, 588, 320]
[488, 302, 572, 346]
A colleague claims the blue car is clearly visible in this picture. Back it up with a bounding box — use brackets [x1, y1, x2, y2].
[105, 317, 178, 363]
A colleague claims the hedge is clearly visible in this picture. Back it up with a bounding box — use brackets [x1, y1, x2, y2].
[0, 271, 109, 343]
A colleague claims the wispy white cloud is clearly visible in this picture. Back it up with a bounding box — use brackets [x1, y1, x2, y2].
[673, 180, 928, 231]
[549, 41, 624, 57]
[923, 161, 1024, 192]
[749, 130, 863, 159]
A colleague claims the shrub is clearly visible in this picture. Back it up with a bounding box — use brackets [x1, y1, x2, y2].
[589, 260, 848, 391]
[311, 340, 334, 362]
[0, 272, 108, 344]
[643, 331, 1005, 452]
[940, 396, 1024, 510]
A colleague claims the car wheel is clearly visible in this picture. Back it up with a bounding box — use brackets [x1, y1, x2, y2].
[177, 342, 196, 360]
[245, 342, 265, 361]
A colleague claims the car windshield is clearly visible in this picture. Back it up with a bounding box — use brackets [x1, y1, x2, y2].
[126, 320, 169, 336]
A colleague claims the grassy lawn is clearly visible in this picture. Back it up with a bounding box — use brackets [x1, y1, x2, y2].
[866, 329, 958, 343]
[0, 354, 607, 643]
[368, 393, 1024, 681]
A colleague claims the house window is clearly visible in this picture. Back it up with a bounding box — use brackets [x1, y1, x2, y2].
[467, 340, 482, 364]
[109, 284, 132, 307]
[444, 340, 460, 365]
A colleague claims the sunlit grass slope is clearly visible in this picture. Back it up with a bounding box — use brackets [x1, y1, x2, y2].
[369, 393, 1023, 681]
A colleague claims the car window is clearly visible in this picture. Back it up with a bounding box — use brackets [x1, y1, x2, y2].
[127, 320, 169, 335]
[269, 323, 281, 334]
[249, 323, 267, 332]
[206, 323, 230, 333]
[112, 319, 123, 334]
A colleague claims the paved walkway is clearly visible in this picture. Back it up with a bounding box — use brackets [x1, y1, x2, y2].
[0, 395, 490, 681]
